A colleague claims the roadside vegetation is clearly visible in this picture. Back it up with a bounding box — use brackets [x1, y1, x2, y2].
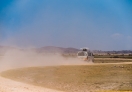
[62, 54, 132, 63]
[94, 58, 132, 63]
[94, 54, 132, 59]
[62, 54, 132, 59]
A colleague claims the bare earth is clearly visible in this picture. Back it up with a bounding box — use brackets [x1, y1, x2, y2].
[0, 58, 132, 92]
[0, 76, 63, 92]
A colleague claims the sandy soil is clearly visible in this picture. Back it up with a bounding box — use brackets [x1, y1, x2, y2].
[0, 76, 64, 92]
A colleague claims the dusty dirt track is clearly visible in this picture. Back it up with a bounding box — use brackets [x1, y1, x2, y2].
[0, 49, 132, 92]
[0, 49, 92, 92]
[1, 62, 132, 92]
[0, 76, 64, 92]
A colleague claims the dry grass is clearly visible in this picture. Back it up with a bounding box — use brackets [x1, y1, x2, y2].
[1, 63, 132, 92]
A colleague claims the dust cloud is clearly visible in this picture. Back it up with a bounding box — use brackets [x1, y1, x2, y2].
[0, 48, 88, 72]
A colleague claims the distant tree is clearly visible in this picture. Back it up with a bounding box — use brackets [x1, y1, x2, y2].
[121, 54, 124, 56]
[113, 56, 119, 58]
[107, 53, 111, 55]
[129, 54, 132, 56]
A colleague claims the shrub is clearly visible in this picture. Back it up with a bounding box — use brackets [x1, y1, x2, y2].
[113, 56, 119, 58]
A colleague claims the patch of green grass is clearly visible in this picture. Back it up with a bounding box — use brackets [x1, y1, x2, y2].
[1, 64, 132, 92]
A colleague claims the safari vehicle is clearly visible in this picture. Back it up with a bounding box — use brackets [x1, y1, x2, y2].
[77, 48, 94, 62]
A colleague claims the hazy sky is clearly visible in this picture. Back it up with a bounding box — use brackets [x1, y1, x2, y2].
[0, 0, 132, 50]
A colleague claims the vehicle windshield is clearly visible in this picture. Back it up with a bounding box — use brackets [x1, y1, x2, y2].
[78, 51, 88, 56]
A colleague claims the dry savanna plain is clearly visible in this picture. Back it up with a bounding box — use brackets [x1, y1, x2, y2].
[0, 55, 132, 92]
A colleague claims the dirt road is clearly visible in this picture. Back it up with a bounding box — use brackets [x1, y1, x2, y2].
[0, 76, 63, 92]
[0, 61, 132, 92]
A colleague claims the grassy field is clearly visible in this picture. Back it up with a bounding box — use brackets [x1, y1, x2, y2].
[94, 55, 132, 59]
[62, 54, 132, 63]
[94, 58, 132, 63]
[62, 54, 132, 59]
[1, 63, 132, 92]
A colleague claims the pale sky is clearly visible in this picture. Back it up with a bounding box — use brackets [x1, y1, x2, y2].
[0, 0, 132, 50]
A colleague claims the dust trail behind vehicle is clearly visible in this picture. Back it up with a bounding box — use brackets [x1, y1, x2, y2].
[0, 48, 90, 72]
